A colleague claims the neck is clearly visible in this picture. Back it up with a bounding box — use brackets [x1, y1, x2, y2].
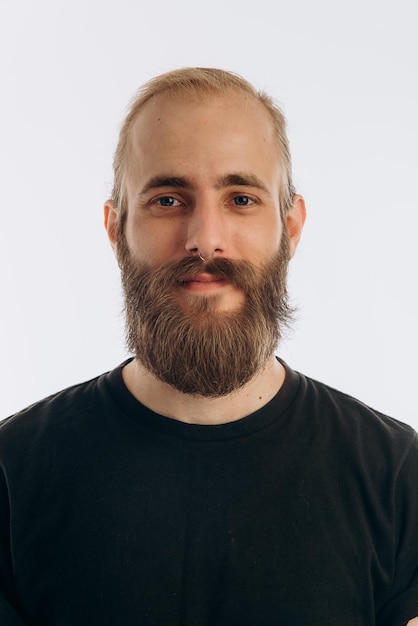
[122, 355, 285, 425]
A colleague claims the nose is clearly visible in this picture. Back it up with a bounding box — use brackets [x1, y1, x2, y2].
[184, 201, 227, 260]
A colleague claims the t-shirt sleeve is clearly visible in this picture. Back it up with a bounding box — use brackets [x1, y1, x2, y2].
[377, 433, 418, 626]
[0, 469, 30, 625]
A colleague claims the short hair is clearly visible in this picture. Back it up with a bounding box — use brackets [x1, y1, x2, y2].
[111, 67, 296, 222]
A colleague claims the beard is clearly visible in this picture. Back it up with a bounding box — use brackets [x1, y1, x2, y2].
[117, 230, 294, 398]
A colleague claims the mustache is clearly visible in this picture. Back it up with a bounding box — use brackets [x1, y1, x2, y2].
[122, 256, 262, 293]
[175, 257, 260, 290]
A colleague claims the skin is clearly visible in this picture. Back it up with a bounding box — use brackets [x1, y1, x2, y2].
[104, 90, 306, 424]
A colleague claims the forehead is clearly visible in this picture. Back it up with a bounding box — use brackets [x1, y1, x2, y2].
[131, 89, 276, 150]
[124, 91, 281, 190]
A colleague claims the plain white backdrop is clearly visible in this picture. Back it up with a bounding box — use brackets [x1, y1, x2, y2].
[1, 0, 417, 427]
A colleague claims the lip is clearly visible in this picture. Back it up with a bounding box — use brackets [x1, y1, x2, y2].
[179, 273, 230, 293]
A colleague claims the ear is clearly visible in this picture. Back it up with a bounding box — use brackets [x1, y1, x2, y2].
[104, 199, 119, 254]
[286, 194, 306, 258]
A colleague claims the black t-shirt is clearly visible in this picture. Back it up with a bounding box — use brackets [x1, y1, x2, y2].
[1, 361, 418, 625]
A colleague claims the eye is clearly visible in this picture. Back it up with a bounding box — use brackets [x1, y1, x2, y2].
[156, 196, 181, 207]
[233, 195, 254, 207]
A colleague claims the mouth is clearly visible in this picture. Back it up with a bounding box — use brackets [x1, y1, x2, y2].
[178, 273, 230, 293]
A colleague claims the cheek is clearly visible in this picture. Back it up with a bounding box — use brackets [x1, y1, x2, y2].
[238, 219, 283, 261]
[125, 215, 185, 264]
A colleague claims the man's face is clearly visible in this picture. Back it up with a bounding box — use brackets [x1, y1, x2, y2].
[119, 91, 289, 310]
[105, 91, 305, 396]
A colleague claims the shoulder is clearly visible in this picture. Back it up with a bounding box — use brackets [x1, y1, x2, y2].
[2, 374, 100, 425]
[290, 366, 417, 467]
[296, 368, 415, 434]
[0, 366, 121, 459]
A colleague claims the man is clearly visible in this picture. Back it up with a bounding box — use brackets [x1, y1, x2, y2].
[1, 68, 417, 625]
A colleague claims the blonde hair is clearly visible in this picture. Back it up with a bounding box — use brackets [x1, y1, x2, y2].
[111, 67, 296, 221]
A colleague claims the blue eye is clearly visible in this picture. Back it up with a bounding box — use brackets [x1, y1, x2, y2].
[234, 196, 252, 206]
[158, 196, 179, 207]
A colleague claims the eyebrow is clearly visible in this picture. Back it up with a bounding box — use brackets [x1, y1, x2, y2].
[138, 176, 194, 196]
[137, 172, 269, 197]
[215, 173, 269, 194]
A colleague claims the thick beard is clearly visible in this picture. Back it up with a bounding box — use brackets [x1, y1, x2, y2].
[117, 231, 294, 398]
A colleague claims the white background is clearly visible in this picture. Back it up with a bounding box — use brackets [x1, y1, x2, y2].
[1, 0, 417, 427]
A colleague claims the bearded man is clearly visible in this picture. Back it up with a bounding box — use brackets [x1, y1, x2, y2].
[1, 68, 418, 626]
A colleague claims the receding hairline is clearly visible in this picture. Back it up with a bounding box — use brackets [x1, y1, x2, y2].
[125, 67, 268, 114]
[123, 70, 280, 155]
[124, 87, 280, 177]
